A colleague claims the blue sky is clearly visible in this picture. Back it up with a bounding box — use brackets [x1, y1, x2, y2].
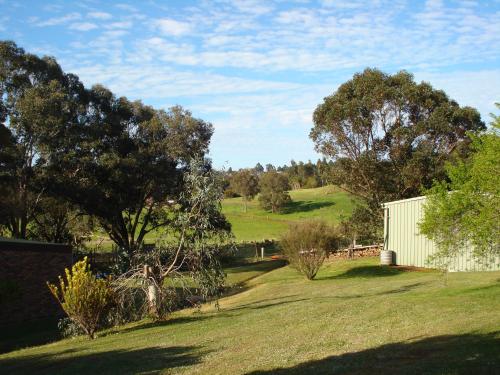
[1, 0, 499, 169]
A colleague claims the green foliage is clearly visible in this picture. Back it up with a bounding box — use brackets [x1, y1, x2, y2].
[340, 203, 383, 245]
[258, 171, 291, 213]
[420, 105, 500, 268]
[47, 92, 213, 259]
[29, 198, 93, 245]
[57, 317, 84, 338]
[229, 169, 260, 212]
[282, 159, 325, 189]
[47, 257, 114, 339]
[280, 220, 340, 280]
[311, 68, 485, 240]
[0, 41, 83, 239]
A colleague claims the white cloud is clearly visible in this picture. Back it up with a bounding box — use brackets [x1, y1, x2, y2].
[154, 18, 192, 36]
[226, 0, 274, 15]
[35, 12, 80, 27]
[105, 21, 133, 29]
[69, 22, 98, 31]
[87, 11, 112, 20]
[115, 3, 139, 12]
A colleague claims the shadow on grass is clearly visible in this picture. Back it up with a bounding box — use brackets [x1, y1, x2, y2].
[0, 345, 206, 375]
[225, 260, 286, 274]
[321, 265, 406, 280]
[224, 297, 309, 313]
[328, 282, 432, 300]
[0, 318, 61, 354]
[281, 200, 335, 214]
[248, 332, 500, 374]
[225, 295, 299, 310]
[101, 315, 210, 337]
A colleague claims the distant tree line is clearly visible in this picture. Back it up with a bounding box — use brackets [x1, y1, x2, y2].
[225, 159, 335, 191]
[222, 158, 336, 212]
[224, 168, 291, 213]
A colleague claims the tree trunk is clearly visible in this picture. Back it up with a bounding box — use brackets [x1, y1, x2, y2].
[144, 265, 160, 318]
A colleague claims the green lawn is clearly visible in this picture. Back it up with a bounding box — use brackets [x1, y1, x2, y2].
[2, 257, 499, 374]
[222, 185, 355, 242]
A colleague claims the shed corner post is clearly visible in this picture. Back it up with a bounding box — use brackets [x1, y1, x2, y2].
[382, 204, 389, 251]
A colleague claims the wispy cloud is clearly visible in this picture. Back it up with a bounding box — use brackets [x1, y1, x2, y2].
[87, 11, 112, 20]
[153, 18, 192, 36]
[69, 22, 98, 31]
[105, 20, 133, 30]
[6, 0, 500, 167]
[34, 12, 80, 27]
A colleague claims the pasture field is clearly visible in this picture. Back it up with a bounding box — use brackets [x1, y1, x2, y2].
[222, 185, 356, 242]
[2, 257, 499, 374]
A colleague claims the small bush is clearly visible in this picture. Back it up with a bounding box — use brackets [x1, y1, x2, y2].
[47, 257, 114, 339]
[280, 221, 340, 280]
[57, 317, 85, 338]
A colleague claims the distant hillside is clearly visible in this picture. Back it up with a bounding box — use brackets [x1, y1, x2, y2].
[222, 185, 356, 242]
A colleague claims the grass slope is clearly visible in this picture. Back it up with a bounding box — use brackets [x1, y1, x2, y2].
[223, 186, 355, 242]
[2, 257, 499, 374]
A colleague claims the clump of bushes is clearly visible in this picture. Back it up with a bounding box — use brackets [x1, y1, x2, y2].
[48, 257, 114, 339]
[280, 220, 341, 280]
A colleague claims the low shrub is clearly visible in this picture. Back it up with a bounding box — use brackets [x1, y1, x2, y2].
[47, 257, 114, 339]
[57, 317, 85, 338]
[280, 220, 341, 280]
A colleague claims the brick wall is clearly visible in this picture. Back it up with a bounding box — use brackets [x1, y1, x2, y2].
[0, 239, 72, 325]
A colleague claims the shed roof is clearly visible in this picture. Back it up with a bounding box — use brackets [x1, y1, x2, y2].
[381, 195, 426, 207]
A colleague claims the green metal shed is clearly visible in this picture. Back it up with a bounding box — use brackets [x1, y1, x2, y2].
[382, 195, 500, 272]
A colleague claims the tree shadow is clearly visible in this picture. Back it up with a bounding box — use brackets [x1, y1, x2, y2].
[327, 282, 432, 300]
[282, 201, 335, 214]
[225, 260, 286, 274]
[223, 297, 309, 313]
[0, 345, 206, 375]
[247, 332, 500, 374]
[320, 265, 407, 280]
[101, 315, 210, 337]
[225, 295, 300, 310]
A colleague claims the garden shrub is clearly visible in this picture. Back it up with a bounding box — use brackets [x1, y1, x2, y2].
[57, 317, 84, 338]
[47, 257, 114, 339]
[280, 220, 340, 280]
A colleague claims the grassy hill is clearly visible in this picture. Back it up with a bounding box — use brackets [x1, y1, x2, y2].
[222, 185, 356, 242]
[2, 257, 499, 374]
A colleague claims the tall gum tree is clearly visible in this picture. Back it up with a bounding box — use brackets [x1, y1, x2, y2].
[0, 41, 86, 238]
[47, 85, 214, 259]
[310, 68, 485, 230]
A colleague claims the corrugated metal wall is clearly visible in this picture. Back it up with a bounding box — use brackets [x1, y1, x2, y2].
[384, 196, 500, 272]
